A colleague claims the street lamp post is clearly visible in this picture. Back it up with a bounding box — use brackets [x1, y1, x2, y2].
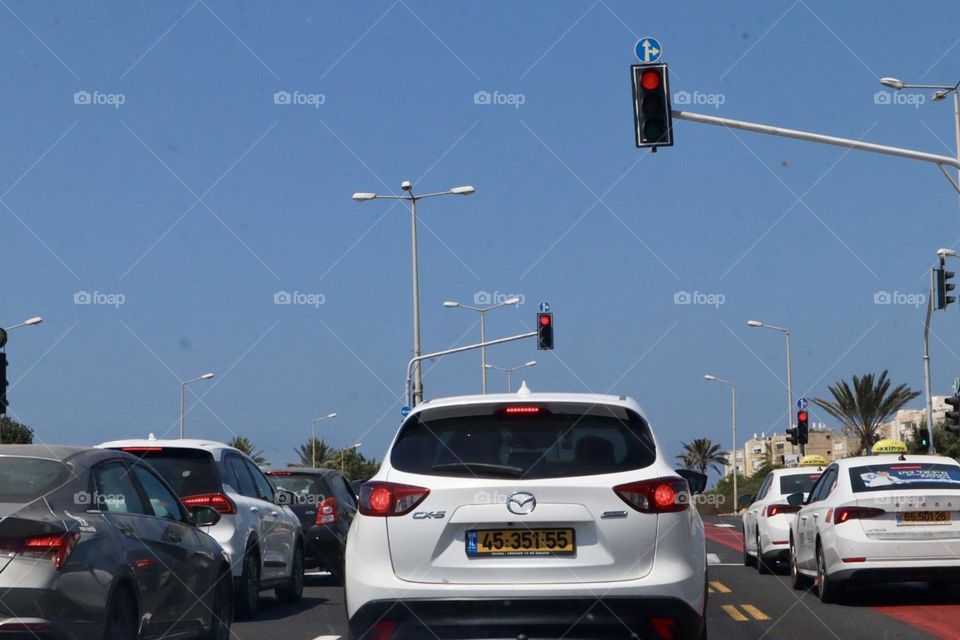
[311, 412, 337, 468]
[705, 375, 738, 513]
[444, 298, 521, 393]
[925, 248, 959, 455]
[881, 77, 960, 188]
[747, 320, 798, 455]
[179, 373, 214, 439]
[341, 443, 361, 475]
[484, 360, 536, 392]
[353, 182, 475, 407]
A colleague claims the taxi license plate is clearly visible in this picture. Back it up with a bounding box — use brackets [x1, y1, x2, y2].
[466, 528, 576, 557]
[897, 511, 951, 525]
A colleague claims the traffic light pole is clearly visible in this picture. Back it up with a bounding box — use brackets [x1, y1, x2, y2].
[405, 331, 537, 408]
[673, 110, 960, 192]
[924, 268, 937, 454]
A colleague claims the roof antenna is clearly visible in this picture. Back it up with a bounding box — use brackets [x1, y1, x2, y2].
[517, 381, 532, 397]
[898, 452, 907, 461]
[148, 433, 157, 441]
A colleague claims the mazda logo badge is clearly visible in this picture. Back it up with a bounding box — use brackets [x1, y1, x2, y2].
[507, 492, 536, 515]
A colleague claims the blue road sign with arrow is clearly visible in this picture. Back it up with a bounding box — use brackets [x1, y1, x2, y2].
[635, 37, 662, 63]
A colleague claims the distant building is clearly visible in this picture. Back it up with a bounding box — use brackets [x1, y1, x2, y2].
[876, 398, 946, 443]
[732, 424, 859, 477]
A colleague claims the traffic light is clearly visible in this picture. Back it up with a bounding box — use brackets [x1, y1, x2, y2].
[918, 428, 930, 449]
[936, 263, 956, 310]
[945, 394, 960, 433]
[631, 63, 673, 149]
[785, 427, 798, 446]
[797, 410, 809, 445]
[0, 353, 8, 415]
[537, 313, 554, 350]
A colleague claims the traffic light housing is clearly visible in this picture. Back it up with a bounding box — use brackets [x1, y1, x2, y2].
[797, 410, 809, 445]
[936, 263, 956, 310]
[785, 427, 798, 446]
[537, 313, 554, 350]
[918, 428, 930, 449]
[945, 394, 960, 433]
[0, 352, 8, 415]
[631, 64, 673, 149]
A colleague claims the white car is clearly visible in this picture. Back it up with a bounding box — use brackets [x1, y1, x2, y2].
[742, 466, 822, 573]
[789, 453, 960, 602]
[345, 390, 708, 640]
[98, 438, 305, 614]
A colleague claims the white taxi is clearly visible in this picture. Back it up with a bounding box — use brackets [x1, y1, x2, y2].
[788, 440, 960, 602]
[742, 458, 823, 573]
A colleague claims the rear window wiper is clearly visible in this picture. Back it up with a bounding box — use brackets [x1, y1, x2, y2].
[432, 462, 525, 477]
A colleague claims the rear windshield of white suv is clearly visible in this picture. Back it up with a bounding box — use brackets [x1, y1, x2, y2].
[779, 473, 821, 495]
[390, 402, 657, 479]
[849, 463, 960, 492]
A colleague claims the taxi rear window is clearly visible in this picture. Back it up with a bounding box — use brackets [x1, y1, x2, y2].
[779, 473, 820, 495]
[849, 463, 960, 492]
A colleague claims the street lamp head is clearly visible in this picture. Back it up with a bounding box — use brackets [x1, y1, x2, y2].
[442, 301, 460, 308]
[352, 192, 376, 201]
[880, 77, 904, 90]
[937, 248, 958, 258]
[349, 442, 362, 449]
[450, 185, 475, 195]
[401, 181, 412, 192]
[524, 360, 537, 367]
[704, 375, 717, 381]
[933, 89, 950, 101]
[484, 364, 494, 369]
[746, 320, 764, 328]
[503, 296, 521, 306]
[327, 412, 337, 419]
[24, 317, 43, 326]
[200, 373, 215, 380]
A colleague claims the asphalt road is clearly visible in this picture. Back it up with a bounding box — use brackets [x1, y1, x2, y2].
[231, 517, 960, 639]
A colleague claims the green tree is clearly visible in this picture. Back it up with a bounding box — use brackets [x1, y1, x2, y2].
[323, 446, 380, 480]
[0, 416, 34, 444]
[908, 421, 960, 459]
[676, 438, 728, 475]
[295, 437, 335, 468]
[813, 370, 920, 456]
[226, 436, 267, 464]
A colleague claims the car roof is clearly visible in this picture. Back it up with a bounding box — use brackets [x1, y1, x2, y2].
[0, 444, 136, 466]
[98, 438, 236, 452]
[830, 454, 959, 468]
[412, 391, 646, 419]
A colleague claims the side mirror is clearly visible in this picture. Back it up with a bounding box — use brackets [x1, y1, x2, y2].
[675, 469, 708, 495]
[786, 492, 805, 507]
[274, 488, 296, 506]
[191, 505, 221, 527]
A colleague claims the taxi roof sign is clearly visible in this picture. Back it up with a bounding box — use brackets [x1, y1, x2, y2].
[799, 454, 827, 467]
[872, 439, 908, 455]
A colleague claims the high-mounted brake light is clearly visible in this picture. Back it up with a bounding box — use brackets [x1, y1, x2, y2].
[268, 471, 293, 476]
[503, 406, 541, 415]
[122, 447, 163, 452]
[182, 493, 236, 515]
[316, 496, 338, 525]
[359, 481, 429, 517]
[614, 477, 689, 513]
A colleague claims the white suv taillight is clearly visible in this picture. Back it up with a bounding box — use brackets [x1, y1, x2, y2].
[316, 496, 338, 525]
[614, 477, 689, 513]
[358, 481, 429, 517]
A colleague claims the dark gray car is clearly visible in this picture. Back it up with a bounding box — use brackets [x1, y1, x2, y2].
[0, 445, 233, 640]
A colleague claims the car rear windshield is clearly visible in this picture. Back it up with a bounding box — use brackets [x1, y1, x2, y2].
[780, 473, 821, 495]
[390, 402, 657, 479]
[0, 456, 72, 503]
[267, 473, 327, 498]
[849, 463, 960, 493]
[118, 448, 220, 496]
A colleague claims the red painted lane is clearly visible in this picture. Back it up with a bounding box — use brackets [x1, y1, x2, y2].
[703, 522, 743, 553]
[871, 604, 960, 640]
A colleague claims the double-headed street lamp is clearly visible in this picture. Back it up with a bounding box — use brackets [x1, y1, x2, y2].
[179, 373, 214, 439]
[747, 320, 797, 453]
[444, 297, 521, 393]
[881, 76, 960, 188]
[353, 182, 475, 406]
[311, 412, 337, 468]
[704, 374, 738, 512]
[485, 360, 536, 393]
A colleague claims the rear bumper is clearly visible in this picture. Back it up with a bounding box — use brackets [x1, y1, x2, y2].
[304, 524, 345, 565]
[348, 597, 705, 640]
[831, 564, 960, 585]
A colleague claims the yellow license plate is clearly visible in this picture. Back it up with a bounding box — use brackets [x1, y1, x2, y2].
[466, 528, 576, 557]
[898, 511, 951, 525]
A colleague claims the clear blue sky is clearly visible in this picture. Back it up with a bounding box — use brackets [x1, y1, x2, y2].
[3, 2, 959, 477]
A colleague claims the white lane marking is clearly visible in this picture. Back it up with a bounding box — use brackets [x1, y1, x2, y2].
[708, 553, 722, 565]
[312, 636, 341, 640]
[712, 523, 736, 528]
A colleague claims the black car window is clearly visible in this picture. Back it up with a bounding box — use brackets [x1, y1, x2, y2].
[116, 448, 220, 497]
[245, 459, 274, 501]
[269, 473, 327, 498]
[755, 475, 772, 501]
[224, 455, 257, 498]
[780, 472, 821, 495]
[0, 456, 71, 503]
[93, 461, 147, 515]
[810, 467, 837, 503]
[132, 464, 184, 521]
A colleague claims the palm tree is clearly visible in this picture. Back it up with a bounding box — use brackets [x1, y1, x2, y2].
[295, 437, 334, 468]
[677, 438, 728, 475]
[813, 370, 920, 455]
[227, 436, 267, 465]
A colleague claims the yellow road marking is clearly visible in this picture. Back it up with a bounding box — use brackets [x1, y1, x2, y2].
[721, 605, 748, 622]
[708, 587, 715, 594]
[709, 580, 731, 593]
[741, 604, 770, 621]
